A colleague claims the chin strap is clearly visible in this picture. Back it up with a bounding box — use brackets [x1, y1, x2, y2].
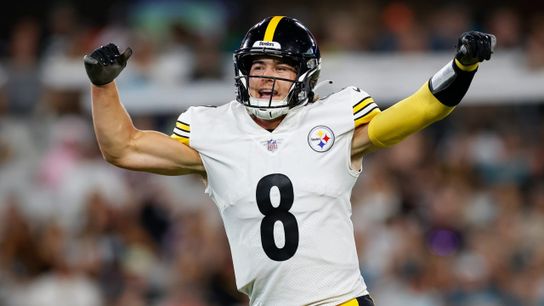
[247, 97, 290, 120]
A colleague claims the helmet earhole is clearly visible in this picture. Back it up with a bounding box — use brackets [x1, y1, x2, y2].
[298, 91, 307, 101]
[307, 59, 317, 69]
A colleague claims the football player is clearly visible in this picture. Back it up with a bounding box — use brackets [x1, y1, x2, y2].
[84, 16, 495, 306]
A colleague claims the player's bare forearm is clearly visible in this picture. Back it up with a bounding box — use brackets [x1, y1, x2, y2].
[91, 83, 204, 175]
[91, 82, 135, 163]
[114, 129, 205, 175]
[351, 124, 375, 159]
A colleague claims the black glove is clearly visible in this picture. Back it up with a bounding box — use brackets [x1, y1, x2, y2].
[83, 43, 133, 86]
[455, 31, 496, 66]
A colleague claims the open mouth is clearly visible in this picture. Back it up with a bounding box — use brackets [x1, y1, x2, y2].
[258, 89, 279, 99]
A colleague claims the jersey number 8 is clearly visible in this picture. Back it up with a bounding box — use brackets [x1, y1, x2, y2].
[256, 174, 299, 261]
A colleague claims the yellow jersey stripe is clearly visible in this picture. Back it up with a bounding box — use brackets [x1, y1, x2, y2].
[354, 103, 378, 120]
[353, 96, 374, 115]
[170, 134, 189, 145]
[263, 16, 284, 41]
[355, 107, 381, 127]
[339, 298, 359, 306]
[176, 121, 190, 132]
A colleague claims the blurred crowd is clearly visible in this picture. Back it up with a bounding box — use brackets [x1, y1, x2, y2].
[0, 0, 544, 115]
[1, 0, 544, 306]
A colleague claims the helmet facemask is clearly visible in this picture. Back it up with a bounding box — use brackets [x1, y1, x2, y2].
[234, 52, 321, 120]
[247, 73, 296, 120]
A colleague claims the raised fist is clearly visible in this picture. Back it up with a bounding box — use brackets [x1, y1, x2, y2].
[455, 31, 496, 66]
[83, 43, 133, 86]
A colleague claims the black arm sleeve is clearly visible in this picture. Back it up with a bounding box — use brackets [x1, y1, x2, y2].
[428, 60, 477, 107]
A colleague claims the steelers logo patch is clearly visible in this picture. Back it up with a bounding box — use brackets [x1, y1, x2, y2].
[308, 126, 335, 152]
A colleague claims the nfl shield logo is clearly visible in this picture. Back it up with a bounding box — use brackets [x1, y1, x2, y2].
[266, 139, 278, 152]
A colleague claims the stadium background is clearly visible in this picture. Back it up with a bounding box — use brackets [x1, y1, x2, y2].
[0, 0, 543, 305]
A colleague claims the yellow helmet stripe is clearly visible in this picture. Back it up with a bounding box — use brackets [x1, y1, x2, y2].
[263, 16, 284, 41]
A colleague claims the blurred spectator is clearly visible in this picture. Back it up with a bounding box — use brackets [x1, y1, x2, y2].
[7, 222, 104, 306]
[373, 1, 428, 52]
[0, 118, 42, 221]
[37, 115, 95, 191]
[40, 5, 95, 115]
[42, 4, 81, 58]
[526, 13, 544, 69]
[319, 11, 365, 52]
[0, 196, 45, 282]
[427, 3, 472, 51]
[485, 6, 523, 50]
[1, 17, 43, 117]
[117, 30, 161, 87]
[189, 35, 226, 81]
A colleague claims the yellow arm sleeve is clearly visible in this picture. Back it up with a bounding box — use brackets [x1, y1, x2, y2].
[368, 82, 454, 148]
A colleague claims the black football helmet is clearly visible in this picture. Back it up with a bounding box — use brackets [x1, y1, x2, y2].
[234, 16, 321, 119]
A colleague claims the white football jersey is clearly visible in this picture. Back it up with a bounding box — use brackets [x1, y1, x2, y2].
[171, 86, 380, 306]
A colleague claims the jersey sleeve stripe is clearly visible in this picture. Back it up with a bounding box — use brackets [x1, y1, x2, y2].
[173, 127, 190, 137]
[354, 103, 379, 119]
[176, 121, 190, 132]
[354, 106, 381, 127]
[170, 133, 189, 145]
[352, 96, 374, 114]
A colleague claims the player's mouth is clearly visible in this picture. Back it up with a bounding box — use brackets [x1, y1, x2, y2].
[258, 89, 279, 99]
